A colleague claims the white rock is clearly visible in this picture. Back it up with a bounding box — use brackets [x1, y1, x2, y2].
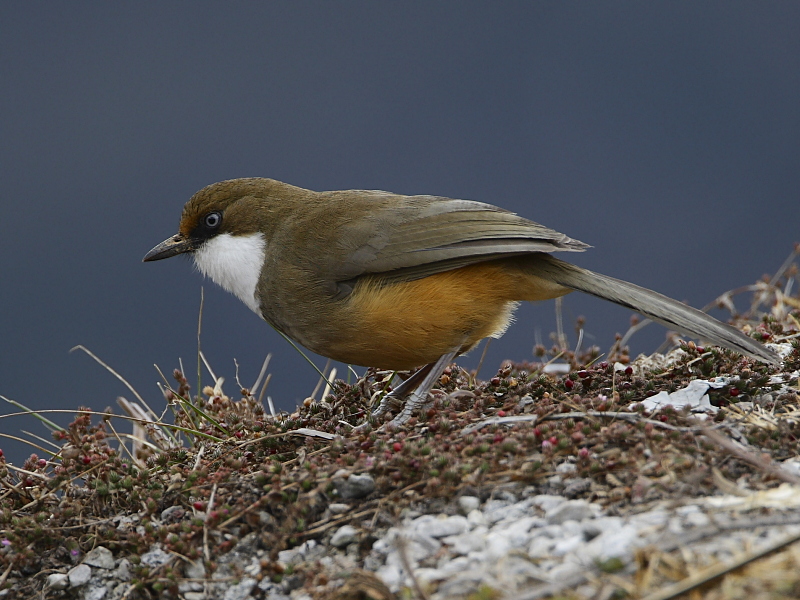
[68, 564, 91, 587]
[141, 547, 171, 567]
[375, 563, 403, 591]
[781, 458, 800, 477]
[552, 533, 584, 556]
[442, 527, 488, 555]
[484, 502, 530, 524]
[531, 494, 566, 512]
[547, 560, 584, 582]
[543, 362, 571, 374]
[491, 520, 537, 549]
[277, 539, 318, 566]
[629, 509, 669, 528]
[467, 509, 487, 526]
[546, 500, 596, 524]
[497, 554, 547, 587]
[84, 546, 115, 569]
[482, 498, 510, 514]
[330, 525, 358, 548]
[556, 462, 577, 474]
[536, 523, 567, 539]
[492, 515, 544, 534]
[458, 495, 480, 514]
[377, 528, 441, 566]
[359, 480, 794, 599]
[667, 516, 684, 535]
[371, 527, 398, 554]
[683, 510, 710, 528]
[582, 516, 622, 539]
[414, 567, 448, 584]
[484, 530, 512, 559]
[400, 508, 422, 520]
[46, 573, 69, 590]
[409, 513, 436, 528]
[85, 585, 109, 600]
[223, 577, 257, 600]
[115, 558, 132, 581]
[161, 505, 185, 521]
[561, 520, 583, 536]
[577, 523, 640, 562]
[116, 515, 139, 530]
[494, 490, 518, 504]
[333, 473, 375, 499]
[244, 559, 262, 576]
[277, 548, 296, 564]
[435, 555, 475, 578]
[404, 532, 441, 561]
[258, 578, 287, 595]
[328, 503, 350, 514]
[438, 571, 493, 598]
[528, 535, 556, 558]
[635, 379, 719, 414]
[184, 558, 206, 580]
[179, 581, 203, 594]
[414, 514, 469, 538]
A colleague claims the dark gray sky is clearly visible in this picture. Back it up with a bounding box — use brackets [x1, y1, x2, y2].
[1, 3, 798, 464]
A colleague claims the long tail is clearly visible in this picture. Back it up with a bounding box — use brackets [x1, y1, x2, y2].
[525, 254, 780, 365]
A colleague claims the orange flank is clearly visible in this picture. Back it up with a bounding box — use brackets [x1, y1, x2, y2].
[330, 258, 572, 370]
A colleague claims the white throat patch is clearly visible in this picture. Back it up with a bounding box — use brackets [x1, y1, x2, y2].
[193, 232, 266, 314]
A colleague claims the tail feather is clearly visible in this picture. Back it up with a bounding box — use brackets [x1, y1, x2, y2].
[531, 254, 780, 365]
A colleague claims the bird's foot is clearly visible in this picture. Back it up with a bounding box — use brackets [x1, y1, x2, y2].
[386, 389, 428, 428]
[351, 390, 403, 434]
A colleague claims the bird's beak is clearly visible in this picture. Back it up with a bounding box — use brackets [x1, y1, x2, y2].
[143, 234, 197, 262]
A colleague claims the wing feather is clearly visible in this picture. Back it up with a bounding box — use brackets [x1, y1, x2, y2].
[315, 191, 589, 285]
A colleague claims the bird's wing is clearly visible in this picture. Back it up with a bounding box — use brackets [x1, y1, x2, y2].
[318, 190, 589, 285]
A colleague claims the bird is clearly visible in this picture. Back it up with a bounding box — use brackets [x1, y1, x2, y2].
[144, 178, 780, 427]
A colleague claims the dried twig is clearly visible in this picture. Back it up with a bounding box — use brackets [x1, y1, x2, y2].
[543, 410, 681, 431]
[70, 345, 154, 416]
[699, 425, 800, 485]
[395, 534, 430, 600]
[203, 482, 217, 563]
[639, 528, 800, 600]
[461, 414, 539, 434]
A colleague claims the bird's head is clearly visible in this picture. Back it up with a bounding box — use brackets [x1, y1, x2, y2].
[143, 178, 297, 313]
[142, 178, 279, 262]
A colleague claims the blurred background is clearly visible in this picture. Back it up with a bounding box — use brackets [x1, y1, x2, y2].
[1, 3, 798, 464]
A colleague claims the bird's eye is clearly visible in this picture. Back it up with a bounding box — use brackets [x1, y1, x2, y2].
[203, 212, 222, 230]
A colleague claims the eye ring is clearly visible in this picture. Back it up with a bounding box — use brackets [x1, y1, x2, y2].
[203, 212, 222, 230]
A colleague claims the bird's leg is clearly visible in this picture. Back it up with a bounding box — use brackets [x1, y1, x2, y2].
[388, 349, 459, 428]
[370, 363, 435, 420]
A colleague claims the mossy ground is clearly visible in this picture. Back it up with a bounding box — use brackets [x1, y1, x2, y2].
[1, 251, 799, 599]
